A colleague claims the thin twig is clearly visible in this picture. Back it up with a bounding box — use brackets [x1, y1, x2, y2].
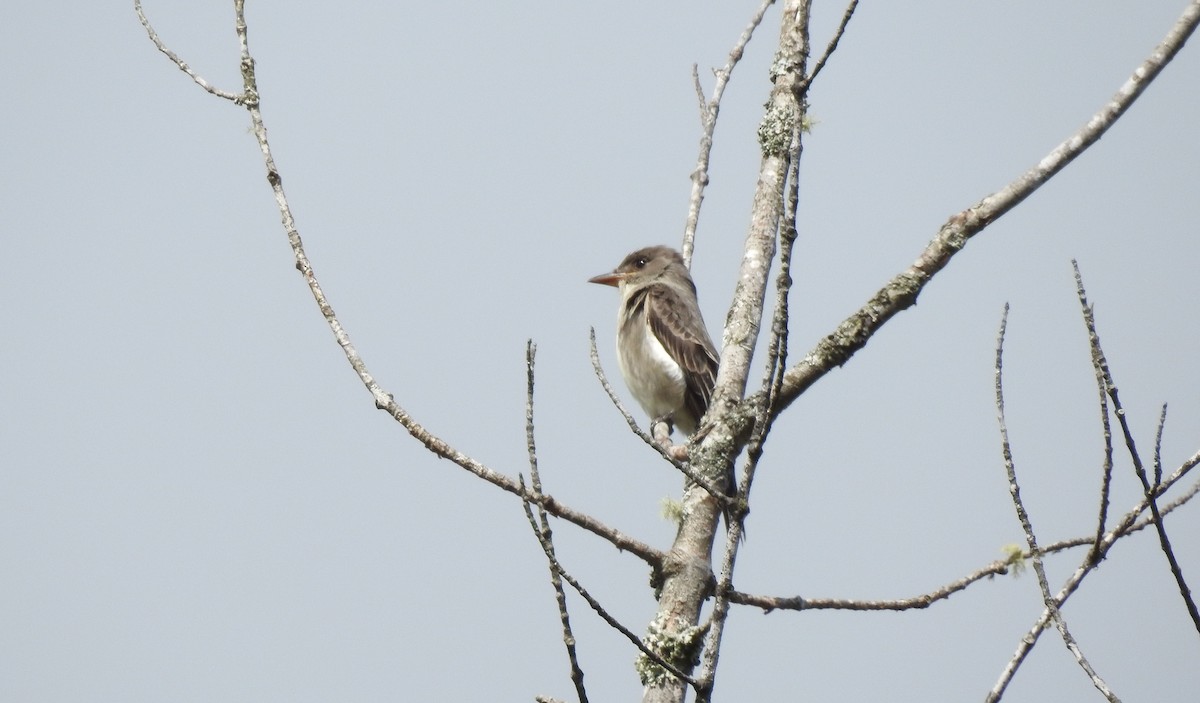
[518, 475, 700, 692]
[1073, 262, 1200, 636]
[133, 0, 245, 103]
[1074, 264, 1117, 566]
[730, 467, 1200, 613]
[681, 0, 775, 267]
[522, 343, 589, 703]
[1154, 403, 1168, 488]
[139, 0, 664, 568]
[994, 305, 1120, 702]
[988, 447, 1200, 701]
[797, 0, 859, 93]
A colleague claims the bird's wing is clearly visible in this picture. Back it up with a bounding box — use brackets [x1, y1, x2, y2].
[643, 283, 720, 421]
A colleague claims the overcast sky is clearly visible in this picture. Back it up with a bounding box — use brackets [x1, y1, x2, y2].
[2, 1, 1199, 701]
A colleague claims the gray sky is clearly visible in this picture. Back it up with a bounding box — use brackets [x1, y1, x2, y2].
[3, 1, 1199, 701]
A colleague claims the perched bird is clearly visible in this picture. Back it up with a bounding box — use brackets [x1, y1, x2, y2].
[590, 245, 739, 530]
[590, 246, 739, 529]
[588, 246, 720, 438]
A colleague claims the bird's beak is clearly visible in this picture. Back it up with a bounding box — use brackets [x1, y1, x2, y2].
[588, 271, 624, 287]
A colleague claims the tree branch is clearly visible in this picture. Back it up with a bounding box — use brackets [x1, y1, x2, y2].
[137, 0, 665, 570]
[134, 0, 245, 103]
[728, 458, 1200, 614]
[1073, 262, 1200, 636]
[797, 0, 859, 93]
[766, 0, 1200, 418]
[660, 3, 815, 702]
[681, 0, 776, 268]
[521, 343, 590, 703]
[988, 447, 1200, 701]
[994, 306, 1119, 702]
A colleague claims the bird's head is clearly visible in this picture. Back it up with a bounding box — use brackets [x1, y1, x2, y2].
[588, 246, 686, 290]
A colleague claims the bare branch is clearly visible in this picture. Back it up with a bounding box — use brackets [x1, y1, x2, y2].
[729, 551, 1020, 613]
[696, 19, 812, 691]
[1073, 263, 1200, 636]
[681, 0, 775, 268]
[994, 306, 1120, 702]
[989, 446, 1200, 701]
[521, 356, 692, 695]
[729, 460, 1200, 614]
[1154, 403, 1168, 488]
[769, 0, 1200, 418]
[797, 0, 859, 93]
[1075, 264, 1117, 565]
[675, 4, 815, 701]
[134, 0, 245, 103]
[519, 475, 700, 692]
[140, 0, 665, 568]
[521, 343, 589, 703]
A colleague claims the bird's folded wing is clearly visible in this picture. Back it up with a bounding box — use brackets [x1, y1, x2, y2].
[644, 283, 720, 418]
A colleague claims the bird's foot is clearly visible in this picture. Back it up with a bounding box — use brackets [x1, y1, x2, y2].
[650, 417, 690, 461]
[651, 416, 674, 446]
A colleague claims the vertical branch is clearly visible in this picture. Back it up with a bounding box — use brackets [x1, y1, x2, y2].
[708, 0, 809, 417]
[522, 342, 589, 703]
[682, 0, 776, 268]
[688, 4, 817, 702]
[694, 36, 811, 694]
[529, 343, 695, 695]
[1075, 262, 1116, 565]
[992, 306, 1120, 703]
[1153, 403, 1168, 488]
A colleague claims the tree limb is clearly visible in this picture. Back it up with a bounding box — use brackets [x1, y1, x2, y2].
[766, 0, 1200, 419]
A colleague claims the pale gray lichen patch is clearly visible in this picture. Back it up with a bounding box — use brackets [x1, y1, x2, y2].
[635, 614, 706, 687]
[757, 102, 797, 157]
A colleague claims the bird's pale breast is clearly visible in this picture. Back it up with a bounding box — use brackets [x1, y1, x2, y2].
[616, 313, 686, 422]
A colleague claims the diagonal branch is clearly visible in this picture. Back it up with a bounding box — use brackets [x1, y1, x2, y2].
[519, 475, 700, 692]
[588, 330, 730, 504]
[137, 0, 665, 569]
[1073, 263, 1200, 636]
[797, 0, 859, 93]
[767, 0, 1200, 419]
[134, 0, 245, 103]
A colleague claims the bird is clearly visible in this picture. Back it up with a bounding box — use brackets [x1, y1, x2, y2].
[588, 246, 720, 438]
[589, 245, 738, 528]
[590, 245, 743, 534]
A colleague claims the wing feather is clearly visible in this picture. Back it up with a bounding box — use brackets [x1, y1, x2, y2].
[643, 283, 719, 426]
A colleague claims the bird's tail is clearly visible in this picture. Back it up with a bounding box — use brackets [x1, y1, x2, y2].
[721, 465, 746, 541]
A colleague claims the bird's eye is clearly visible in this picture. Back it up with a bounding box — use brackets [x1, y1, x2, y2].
[635, 258, 647, 268]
